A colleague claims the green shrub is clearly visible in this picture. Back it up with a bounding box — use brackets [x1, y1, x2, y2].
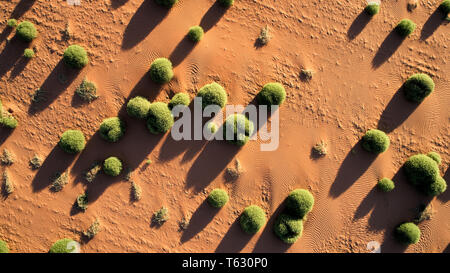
[223, 114, 254, 146]
[207, 189, 229, 208]
[23, 48, 35, 58]
[395, 19, 416, 37]
[103, 157, 122, 176]
[0, 116, 18, 129]
[155, 0, 178, 8]
[127, 96, 151, 119]
[152, 207, 169, 225]
[286, 189, 314, 218]
[187, 26, 204, 42]
[197, 82, 227, 109]
[75, 79, 98, 102]
[146, 102, 174, 134]
[59, 130, 86, 154]
[395, 222, 420, 245]
[149, 58, 174, 84]
[168, 93, 190, 110]
[99, 117, 125, 142]
[7, 19, 17, 28]
[439, 0, 450, 14]
[256, 82, 286, 106]
[63, 45, 89, 69]
[377, 178, 395, 192]
[364, 3, 380, 16]
[273, 213, 303, 244]
[361, 129, 390, 154]
[403, 73, 435, 103]
[404, 154, 447, 196]
[49, 238, 77, 253]
[76, 192, 88, 211]
[0, 240, 9, 253]
[427, 152, 441, 165]
[218, 0, 234, 8]
[427, 176, 447, 196]
[16, 21, 37, 42]
[240, 205, 266, 234]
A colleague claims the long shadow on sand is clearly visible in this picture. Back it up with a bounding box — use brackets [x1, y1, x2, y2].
[0, 37, 27, 79]
[121, 0, 169, 50]
[329, 140, 377, 198]
[0, 129, 13, 145]
[377, 86, 419, 133]
[347, 10, 371, 40]
[10, 0, 36, 19]
[111, 0, 129, 9]
[200, 1, 228, 32]
[169, 36, 196, 67]
[372, 30, 405, 68]
[9, 56, 31, 79]
[180, 200, 220, 243]
[215, 218, 253, 253]
[420, 8, 449, 41]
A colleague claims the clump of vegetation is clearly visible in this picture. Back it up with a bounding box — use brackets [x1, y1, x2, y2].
[256, 25, 271, 46]
[395, 19, 416, 37]
[131, 182, 142, 201]
[364, 2, 380, 16]
[152, 207, 169, 226]
[178, 217, 189, 231]
[0, 99, 18, 129]
[168, 92, 190, 110]
[23, 48, 35, 58]
[83, 218, 100, 239]
[146, 102, 174, 134]
[312, 141, 327, 157]
[16, 21, 38, 42]
[2, 170, 14, 195]
[403, 73, 435, 103]
[103, 157, 122, 177]
[225, 159, 244, 180]
[85, 162, 101, 183]
[99, 117, 126, 143]
[286, 189, 314, 219]
[75, 79, 98, 102]
[188, 26, 204, 42]
[300, 69, 314, 81]
[7, 19, 18, 28]
[240, 205, 266, 234]
[223, 114, 254, 146]
[427, 151, 441, 165]
[149, 58, 174, 84]
[0, 240, 9, 253]
[404, 154, 447, 196]
[29, 154, 42, 170]
[50, 172, 69, 192]
[206, 122, 218, 134]
[59, 130, 86, 154]
[256, 82, 286, 106]
[218, 0, 234, 8]
[207, 189, 229, 208]
[197, 82, 228, 109]
[395, 222, 421, 245]
[49, 238, 77, 253]
[127, 96, 151, 119]
[407, 0, 418, 12]
[377, 178, 395, 192]
[76, 192, 88, 211]
[414, 203, 433, 224]
[31, 88, 47, 104]
[63, 45, 89, 69]
[273, 213, 304, 244]
[155, 0, 178, 8]
[361, 129, 390, 154]
[0, 149, 14, 165]
[439, 0, 450, 15]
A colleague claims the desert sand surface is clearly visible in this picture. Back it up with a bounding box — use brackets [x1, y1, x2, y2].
[0, 0, 448, 253]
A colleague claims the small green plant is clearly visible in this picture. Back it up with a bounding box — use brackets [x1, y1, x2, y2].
[395, 19, 416, 37]
[0, 99, 18, 129]
[439, 0, 450, 15]
[273, 213, 303, 244]
[155, 0, 178, 8]
[427, 152, 441, 165]
[225, 159, 243, 180]
[223, 114, 254, 146]
[49, 238, 77, 253]
[77, 192, 88, 211]
[0, 149, 14, 165]
[364, 2, 380, 16]
[50, 172, 68, 192]
[59, 130, 86, 154]
[361, 129, 390, 154]
[75, 79, 98, 102]
[2, 170, 14, 195]
[131, 182, 142, 201]
[240, 205, 266, 234]
[23, 48, 35, 58]
[84, 162, 101, 183]
[152, 207, 169, 226]
[256, 82, 286, 106]
[29, 154, 43, 170]
[0, 240, 9, 253]
[403, 73, 435, 103]
[196, 82, 228, 109]
[168, 93, 190, 110]
[286, 189, 314, 219]
[127, 96, 151, 119]
[83, 218, 100, 239]
[63, 45, 89, 69]
[7, 19, 18, 28]
[188, 26, 204, 42]
[312, 141, 327, 157]
[103, 157, 122, 176]
[99, 117, 125, 143]
[395, 222, 421, 245]
[218, 0, 234, 8]
[206, 122, 218, 134]
[146, 159, 152, 165]
[377, 178, 395, 192]
[146, 102, 174, 134]
[207, 189, 229, 208]
[149, 58, 174, 84]
[404, 154, 447, 196]
[256, 25, 271, 46]
[16, 21, 38, 42]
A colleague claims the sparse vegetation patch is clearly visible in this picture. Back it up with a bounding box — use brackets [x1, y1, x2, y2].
[50, 172, 68, 192]
[2, 170, 14, 195]
[152, 207, 169, 226]
[131, 182, 142, 201]
[29, 154, 43, 170]
[76, 192, 88, 211]
[0, 149, 14, 165]
[83, 218, 100, 239]
[256, 25, 271, 46]
[76, 79, 98, 102]
[85, 162, 101, 183]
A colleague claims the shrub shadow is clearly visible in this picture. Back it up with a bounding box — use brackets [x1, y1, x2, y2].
[200, 1, 227, 32]
[0, 27, 12, 44]
[121, 0, 169, 50]
[0, 129, 13, 145]
[111, 0, 129, 9]
[0, 36, 27, 79]
[9, 56, 31, 79]
[215, 217, 252, 253]
[180, 200, 220, 243]
[438, 167, 450, 203]
[420, 8, 448, 40]
[169, 35, 196, 67]
[347, 11, 371, 40]
[11, 0, 36, 19]
[372, 30, 404, 68]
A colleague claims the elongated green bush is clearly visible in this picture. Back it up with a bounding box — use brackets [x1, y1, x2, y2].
[273, 213, 303, 244]
[439, 0, 450, 14]
[127, 96, 151, 119]
[395, 19, 416, 37]
[155, 0, 178, 8]
[168, 93, 190, 110]
[63, 45, 88, 69]
[49, 238, 78, 253]
[395, 222, 420, 245]
[149, 58, 174, 84]
[256, 82, 286, 106]
[59, 130, 86, 154]
[223, 114, 254, 146]
[286, 189, 314, 218]
[240, 205, 266, 234]
[197, 82, 227, 109]
[403, 73, 435, 103]
[188, 26, 204, 42]
[16, 21, 37, 42]
[99, 117, 125, 142]
[103, 157, 122, 176]
[0, 240, 9, 253]
[361, 129, 390, 154]
[377, 178, 395, 192]
[207, 189, 229, 208]
[147, 102, 174, 134]
[404, 154, 447, 196]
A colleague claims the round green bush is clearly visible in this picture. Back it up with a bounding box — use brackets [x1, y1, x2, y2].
[240, 205, 266, 234]
[286, 189, 314, 218]
[188, 26, 204, 42]
[395, 222, 420, 245]
[361, 129, 390, 154]
[197, 82, 228, 109]
[273, 213, 303, 244]
[63, 45, 88, 69]
[7, 19, 18, 28]
[99, 117, 125, 142]
[127, 96, 151, 119]
[49, 238, 77, 253]
[223, 114, 254, 146]
[59, 130, 86, 154]
[403, 73, 435, 103]
[404, 154, 439, 187]
[207, 188, 229, 208]
[103, 157, 122, 176]
[0, 240, 9, 253]
[23, 48, 35, 58]
[149, 58, 174, 84]
[427, 151, 441, 165]
[168, 92, 190, 110]
[364, 3, 380, 16]
[439, 0, 450, 14]
[146, 102, 174, 134]
[427, 176, 447, 196]
[15, 21, 37, 42]
[155, 0, 178, 8]
[377, 178, 395, 192]
[395, 19, 416, 37]
[218, 0, 234, 8]
[256, 82, 286, 106]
